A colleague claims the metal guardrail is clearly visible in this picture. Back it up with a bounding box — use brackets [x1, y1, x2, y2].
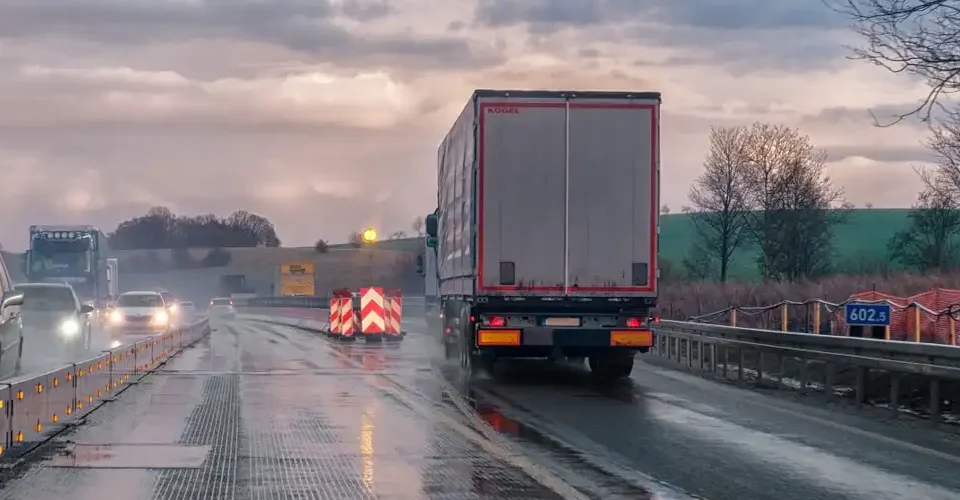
[687, 297, 960, 344]
[0, 318, 211, 458]
[653, 320, 960, 422]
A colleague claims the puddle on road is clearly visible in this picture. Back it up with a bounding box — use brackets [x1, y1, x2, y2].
[47, 443, 210, 469]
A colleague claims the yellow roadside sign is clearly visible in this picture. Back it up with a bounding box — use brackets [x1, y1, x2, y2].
[280, 275, 315, 296]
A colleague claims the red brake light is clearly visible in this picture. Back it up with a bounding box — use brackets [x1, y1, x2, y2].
[489, 316, 506, 327]
[625, 317, 642, 328]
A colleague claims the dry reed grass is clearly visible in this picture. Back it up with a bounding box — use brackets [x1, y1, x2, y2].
[659, 272, 960, 329]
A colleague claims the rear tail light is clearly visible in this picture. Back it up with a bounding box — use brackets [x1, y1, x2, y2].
[488, 316, 506, 327]
[625, 317, 642, 328]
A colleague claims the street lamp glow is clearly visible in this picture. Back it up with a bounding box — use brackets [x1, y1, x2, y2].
[361, 228, 378, 243]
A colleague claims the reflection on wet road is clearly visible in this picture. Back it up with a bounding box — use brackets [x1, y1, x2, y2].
[2, 315, 960, 500]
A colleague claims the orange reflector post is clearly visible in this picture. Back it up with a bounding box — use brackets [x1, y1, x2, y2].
[477, 329, 521, 346]
[610, 330, 653, 347]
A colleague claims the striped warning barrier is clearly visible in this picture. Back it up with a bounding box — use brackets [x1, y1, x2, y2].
[360, 287, 385, 334]
[384, 290, 403, 336]
[341, 303, 356, 337]
[329, 297, 342, 333]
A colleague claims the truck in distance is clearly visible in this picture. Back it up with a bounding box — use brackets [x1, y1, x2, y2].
[424, 89, 660, 380]
[25, 225, 113, 308]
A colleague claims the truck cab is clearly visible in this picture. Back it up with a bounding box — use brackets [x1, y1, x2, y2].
[25, 226, 108, 307]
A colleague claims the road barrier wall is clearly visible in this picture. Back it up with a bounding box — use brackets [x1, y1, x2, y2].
[0, 318, 211, 457]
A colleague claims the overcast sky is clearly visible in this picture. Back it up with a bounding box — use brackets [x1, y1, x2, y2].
[0, 0, 933, 250]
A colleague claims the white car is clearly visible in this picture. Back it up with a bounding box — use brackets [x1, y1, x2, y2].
[107, 291, 171, 342]
[208, 298, 236, 319]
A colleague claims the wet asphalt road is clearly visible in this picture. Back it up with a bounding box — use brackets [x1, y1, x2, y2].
[2, 314, 960, 499]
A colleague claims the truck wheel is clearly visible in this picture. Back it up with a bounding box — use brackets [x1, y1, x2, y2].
[589, 354, 634, 380]
[444, 340, 456, 361]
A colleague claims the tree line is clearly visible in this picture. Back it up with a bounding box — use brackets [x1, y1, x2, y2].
[109, 206, 281, 250]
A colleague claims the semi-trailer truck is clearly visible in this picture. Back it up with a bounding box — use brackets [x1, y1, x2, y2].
[425, 89, 660, 380]
[25, 225, 113, 308]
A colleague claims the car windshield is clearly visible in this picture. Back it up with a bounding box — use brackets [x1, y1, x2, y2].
[160, 293, 175, 303]
[117, 294, 163, 307]
[211, 299, 231, 306]
[15, 285, 76, 312]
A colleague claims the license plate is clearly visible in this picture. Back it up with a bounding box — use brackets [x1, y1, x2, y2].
[543, 317, 580, 327]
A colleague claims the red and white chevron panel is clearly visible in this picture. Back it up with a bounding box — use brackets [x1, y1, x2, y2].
[328, 298, 342, 333]
[340, 304, 355, 337]
[360, 287, 385, 334]
[385, 296, 402, 335]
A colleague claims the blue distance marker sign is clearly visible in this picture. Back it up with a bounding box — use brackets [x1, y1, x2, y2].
[844, 302, 891, 326]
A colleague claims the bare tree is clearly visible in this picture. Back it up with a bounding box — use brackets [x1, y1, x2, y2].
[314, 239, 329, 253]
[348, 231, 363, 246]
[687, 126, 751, 282]
[660, 205, 671, 215]
[412, 216, 424, 236]
[920, 110, 960, 202]
[831, 0, 960, 122]
[866, 202, 874, 209]
[889, 188, 960, 271]
[682, 241, 716, 281]
[740, 123, 844, 281]
[390, 231, 407, 239]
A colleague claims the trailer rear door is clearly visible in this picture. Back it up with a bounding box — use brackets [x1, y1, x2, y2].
[477, 92, 659, 298]
[566, 99, 658, 297]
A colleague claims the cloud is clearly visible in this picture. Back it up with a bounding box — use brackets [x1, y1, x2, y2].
[0, 0, 941, 249]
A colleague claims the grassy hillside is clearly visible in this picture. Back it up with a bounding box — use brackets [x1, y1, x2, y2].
[660, 208, 912, 280]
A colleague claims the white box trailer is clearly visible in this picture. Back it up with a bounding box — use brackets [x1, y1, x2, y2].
[426, 89, 661, 380]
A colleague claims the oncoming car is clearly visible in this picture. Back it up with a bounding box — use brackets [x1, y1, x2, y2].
[107, 291, 170, 340]
[14, 282, 93, 357]
[208, 298, 236, 319]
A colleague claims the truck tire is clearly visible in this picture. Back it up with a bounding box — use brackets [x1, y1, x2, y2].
[589, 353, 634, 380]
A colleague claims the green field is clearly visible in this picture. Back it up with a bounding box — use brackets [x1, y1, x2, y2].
[660, 208, 912, 280]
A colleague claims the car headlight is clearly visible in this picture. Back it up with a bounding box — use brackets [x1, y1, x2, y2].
[168, 304, 178, 314]
[153, 310, 169, 325]
[109, 310, 124, 324]
[60, 318, 80, 336]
